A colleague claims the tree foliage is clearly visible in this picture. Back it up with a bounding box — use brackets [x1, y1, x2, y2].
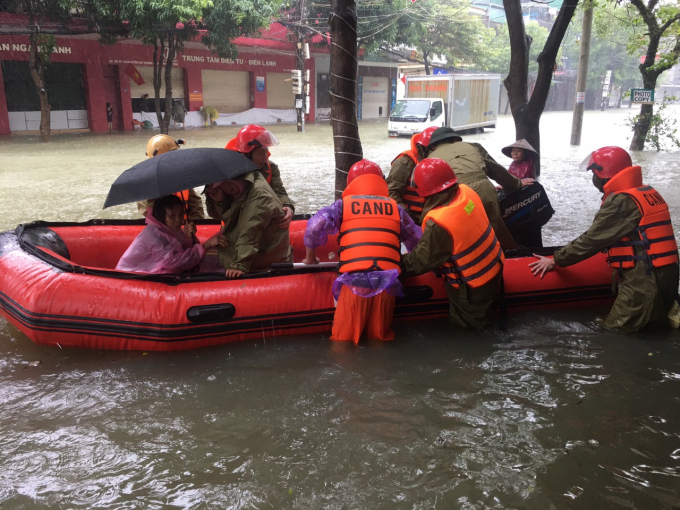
[626, 95, 680, 150]
[563, 3, 641, 95]
[394, 0, 491, 74]
[282, 0, 491, 73]
[478, 21, 549, 76]
[598, 0, 680, 150]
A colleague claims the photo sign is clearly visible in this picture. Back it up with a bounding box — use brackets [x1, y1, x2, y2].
[631, 88, 654, 104]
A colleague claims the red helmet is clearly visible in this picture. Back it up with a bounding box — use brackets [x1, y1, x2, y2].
[347, 159, 383, 185]
[582, 146, 632, 179]
[235, 125, 279, 153]
[417, 127, 438, 148]
[225, 137, 238, 151]
[412, 158, 458, 197]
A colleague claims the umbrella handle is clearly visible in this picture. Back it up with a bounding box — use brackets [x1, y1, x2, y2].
[179, 193, 200, 244]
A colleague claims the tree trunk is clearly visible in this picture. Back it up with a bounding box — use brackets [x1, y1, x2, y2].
[512, 111, 540, 170]
[423, 50, 430, 75]
[630, 68, 660, 150]
[28, 32, 50, 142]
[503, 0, 579, 177]
[627, 0, 680, 150]
[153, 37, 166, 132]
[162, 34, 175, 135]
[630, 99, 654, 151]
[330, 0, 363, 200]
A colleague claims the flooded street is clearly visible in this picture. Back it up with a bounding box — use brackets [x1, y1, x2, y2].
[1, 109, 680, 509]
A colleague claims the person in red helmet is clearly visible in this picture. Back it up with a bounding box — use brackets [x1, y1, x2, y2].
[530, 146, 679, 331]
[386, 127, 437, 225]
[425, 127, 535, 249]
[302, 159, 421, 344]
[212, 125, 295, 229]
[402, 158, 505, 330]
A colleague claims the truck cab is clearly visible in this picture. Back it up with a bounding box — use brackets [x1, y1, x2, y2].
[388, 98, 445, 138]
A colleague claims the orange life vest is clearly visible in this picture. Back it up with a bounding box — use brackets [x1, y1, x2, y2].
[338, 174, 401, 274]
[391, 134, 425, 215]
[603, 166, 678, 271]
[173, 189, 191, 221]
[423, 184, 504, 288]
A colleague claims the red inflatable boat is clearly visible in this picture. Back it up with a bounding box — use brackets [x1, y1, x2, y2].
[0, 219, 614, 351]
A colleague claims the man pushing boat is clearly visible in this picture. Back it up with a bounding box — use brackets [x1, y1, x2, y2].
[401, 158, 505, 330]
[530, 146, 679, 332]
[302, 160, 421, 344]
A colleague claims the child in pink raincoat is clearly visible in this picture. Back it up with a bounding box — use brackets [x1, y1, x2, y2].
[116, 195, 227, 274]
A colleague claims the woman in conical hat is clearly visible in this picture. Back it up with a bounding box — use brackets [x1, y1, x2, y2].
[502, 139, 538, 179]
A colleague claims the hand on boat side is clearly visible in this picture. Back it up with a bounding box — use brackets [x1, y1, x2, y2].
[529, 254, 555, 278]
[204, 235, 229, 249]
[302, 247, 319, 265]
[225, 269, 244, 278]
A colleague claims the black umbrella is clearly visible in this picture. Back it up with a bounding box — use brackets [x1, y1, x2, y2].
[103, 148, 260, 209]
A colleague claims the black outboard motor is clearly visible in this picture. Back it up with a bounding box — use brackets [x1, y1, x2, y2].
[498, 182, 554, 247]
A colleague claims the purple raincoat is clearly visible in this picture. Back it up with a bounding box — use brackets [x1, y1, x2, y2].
[304, 200, 421, 300]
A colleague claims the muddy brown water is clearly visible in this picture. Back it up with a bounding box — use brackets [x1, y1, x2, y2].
[0, 110, 679, 509]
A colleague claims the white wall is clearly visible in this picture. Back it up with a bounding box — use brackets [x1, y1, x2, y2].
[8, 110, 88, 131]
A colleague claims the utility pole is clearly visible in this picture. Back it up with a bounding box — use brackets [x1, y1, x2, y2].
[295, 34, 309, 132]
[294, 0, 309, 133]
[570, 3, 594, 146]
[601, 65, 613, 111]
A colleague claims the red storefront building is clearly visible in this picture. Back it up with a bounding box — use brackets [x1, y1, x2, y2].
[0, 14, 399, 135]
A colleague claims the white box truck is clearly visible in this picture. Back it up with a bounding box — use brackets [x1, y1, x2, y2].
[388, 74, 501, 137]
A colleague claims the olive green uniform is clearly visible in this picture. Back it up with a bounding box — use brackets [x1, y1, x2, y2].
[267, 161, 295, 212]
[554, 193, 679, 332]
[402, 186, 501, 330]
[386, 155, 420, 224]
[137, 188, 205, 221]
[428, 141, 521, 249]
[205, 171, 293, 274]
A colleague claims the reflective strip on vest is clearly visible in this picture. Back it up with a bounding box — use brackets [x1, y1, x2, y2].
[338, 195, 401, 274]
[423, 184, 504, 288]
[403, 182, 425, 214]
[607, 186, 678, 272]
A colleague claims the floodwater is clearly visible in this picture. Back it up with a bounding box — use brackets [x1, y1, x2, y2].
[1, 109, 680, 509]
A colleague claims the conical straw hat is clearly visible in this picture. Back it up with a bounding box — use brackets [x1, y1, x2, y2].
[501, 139, 538, 158]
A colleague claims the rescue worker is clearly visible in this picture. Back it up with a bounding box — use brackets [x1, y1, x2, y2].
[386, 126, 437, 225]
[137, 135, 205, 221]
[425, 127, 534, 250]
[204, 170, 292, 278]
[302, 160, 421, 344]
[231, 125, 295, 229]
[530, 146, 679, 332]
[402, 158, 505, 330]
[200, 105, 219, 126]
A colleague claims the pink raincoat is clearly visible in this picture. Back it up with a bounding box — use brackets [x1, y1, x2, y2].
[508, 159, 535, 179]
[116, 214, 205, 274]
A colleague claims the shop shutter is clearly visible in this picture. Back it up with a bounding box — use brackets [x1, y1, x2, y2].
[361, 77, 389, 119]
[201, 70, 250, 113]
